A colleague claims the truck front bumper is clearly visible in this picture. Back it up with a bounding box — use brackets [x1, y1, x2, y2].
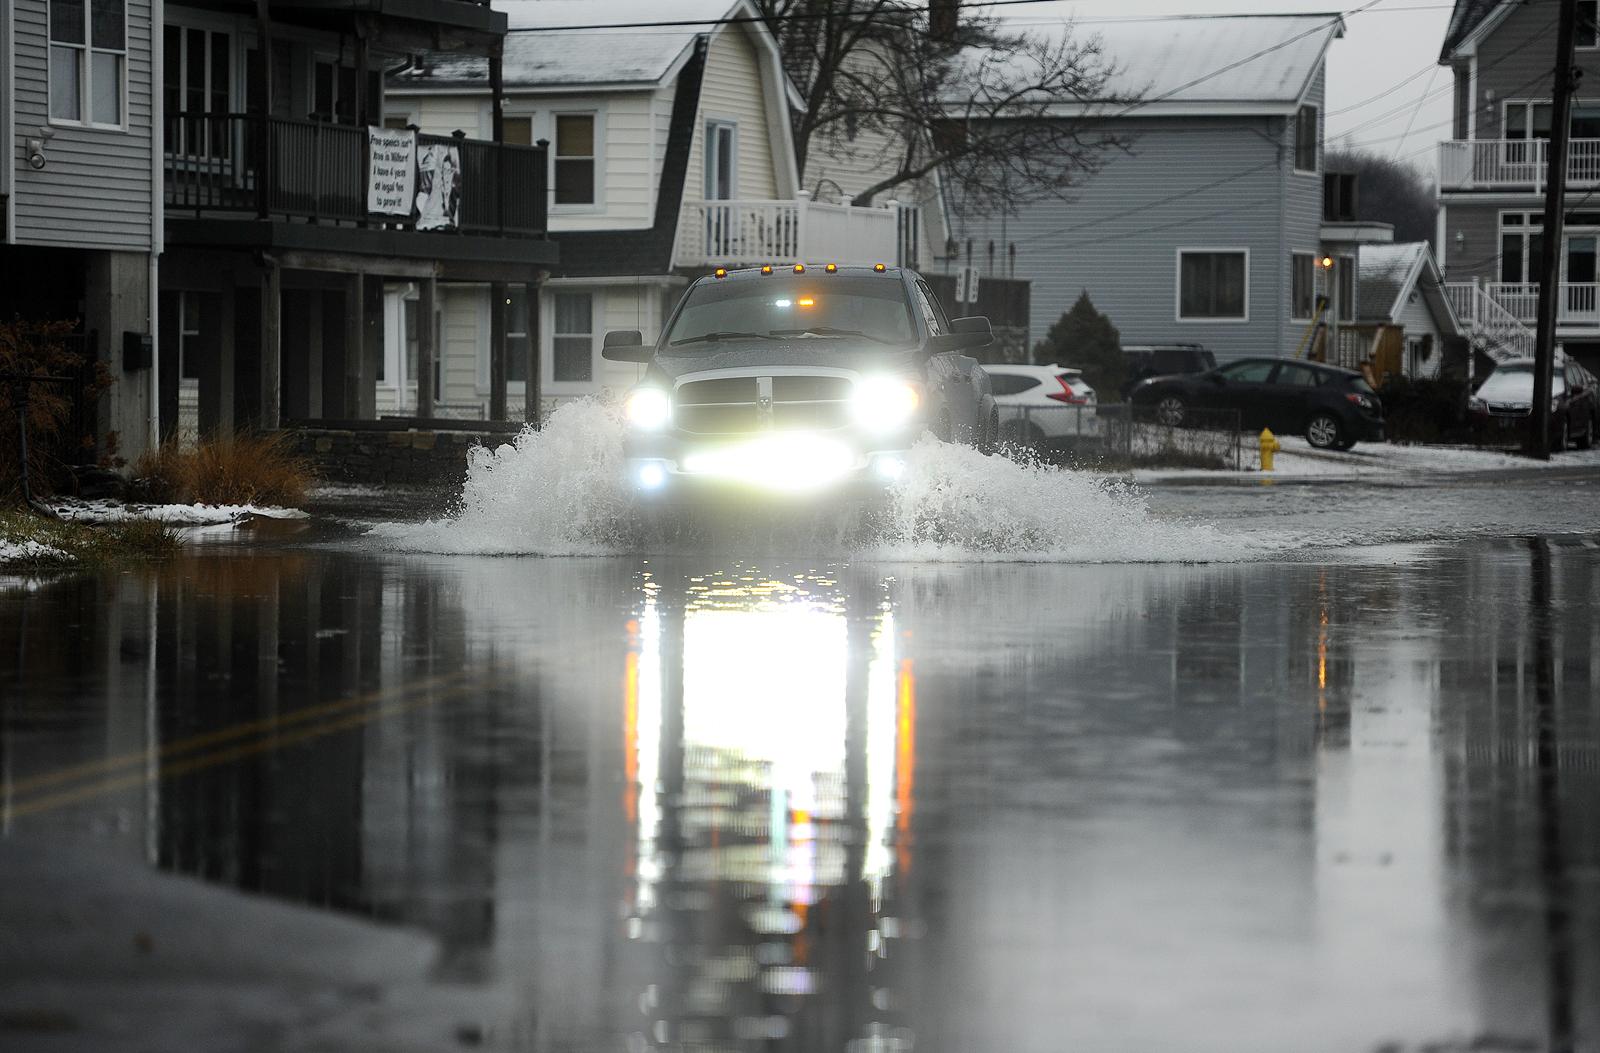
[624, 430, 912, 502]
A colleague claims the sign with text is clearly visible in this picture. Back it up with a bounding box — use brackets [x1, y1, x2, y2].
[955, 266, 981, 305]
[367, 127, 416, 216]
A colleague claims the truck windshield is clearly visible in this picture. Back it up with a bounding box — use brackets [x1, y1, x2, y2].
[666, 277, 917, 348]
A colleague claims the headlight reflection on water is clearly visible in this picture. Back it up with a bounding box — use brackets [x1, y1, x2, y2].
[622, 572, 917, 1043]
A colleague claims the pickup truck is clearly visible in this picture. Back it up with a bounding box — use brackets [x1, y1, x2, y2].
[601, 264, 998, 498]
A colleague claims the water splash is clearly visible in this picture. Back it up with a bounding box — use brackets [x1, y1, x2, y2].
[371, 398, 1257, 563]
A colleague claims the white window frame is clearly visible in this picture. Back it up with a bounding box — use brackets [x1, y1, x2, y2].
[1293, 104, 1319, 175]
[544, 286, 600, 394]
[550, 109, 603, 213]
[48, 0, 129, 130]
[704, 117, 739, 201]
[1175, 248, 1250, 323]
[1291, 251, 1316, 320]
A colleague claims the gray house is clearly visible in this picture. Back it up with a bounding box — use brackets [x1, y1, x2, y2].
[1435, 0, 1600, 373]
[949, 14, 1373, 366]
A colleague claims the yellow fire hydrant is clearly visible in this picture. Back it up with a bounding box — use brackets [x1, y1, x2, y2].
[1259, 428, 1280, 471]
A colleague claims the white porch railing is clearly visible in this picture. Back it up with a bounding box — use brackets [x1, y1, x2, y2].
[1450, 281, 1600, 326]
[1438, 138, 1600, 192]
[677, 191, 904, 268]
[1445, 281, 1537, 362]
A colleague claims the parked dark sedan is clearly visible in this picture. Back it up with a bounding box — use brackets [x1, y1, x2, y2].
[1467, 358, 1597, 449]
[1129, 357, 1385, 450]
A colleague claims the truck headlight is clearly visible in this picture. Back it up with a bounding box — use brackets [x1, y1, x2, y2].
[851, 377, 920, 431]
[625, 388, 671, 430]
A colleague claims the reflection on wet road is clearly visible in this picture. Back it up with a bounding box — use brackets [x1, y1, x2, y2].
[3, 538, 1599, 1051]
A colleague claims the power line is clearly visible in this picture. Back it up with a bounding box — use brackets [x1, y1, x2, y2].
[503, 0, 1089, 34]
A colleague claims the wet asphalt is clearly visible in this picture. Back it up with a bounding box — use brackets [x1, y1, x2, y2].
[2, 476, 1599, 1052]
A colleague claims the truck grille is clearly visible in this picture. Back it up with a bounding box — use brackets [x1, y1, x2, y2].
[675, 374, 853, 435]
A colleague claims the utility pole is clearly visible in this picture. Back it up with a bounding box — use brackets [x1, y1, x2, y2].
[1529, 0, 1579, 459]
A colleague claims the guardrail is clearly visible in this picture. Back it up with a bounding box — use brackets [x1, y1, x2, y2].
[677, 192, 902, 267]
[163, 113, 549, 236]
[1438, 138, 1600, 192]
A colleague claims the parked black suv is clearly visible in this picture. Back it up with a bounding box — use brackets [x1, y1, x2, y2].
[1129, 356, 1385, 450]
[1120, 343, 1218, 398]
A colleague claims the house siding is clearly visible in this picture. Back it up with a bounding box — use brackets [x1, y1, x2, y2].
[952, 115, 1301, 363]
[12, 0, 155, 250]
[1472, 2, 1597, 140]
[1438, 202, 1501, 282]
[686, 22, 779, 205]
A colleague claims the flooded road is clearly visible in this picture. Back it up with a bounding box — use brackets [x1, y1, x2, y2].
[3, 497, 1599, 1050]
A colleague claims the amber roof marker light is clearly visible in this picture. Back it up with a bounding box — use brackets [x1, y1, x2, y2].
[761, 265, 774, 275]
[873, 263, 886, 272]
[714, 268, 727, 278]
[794, 263, 805, 274]
[824, 263, 837, 273]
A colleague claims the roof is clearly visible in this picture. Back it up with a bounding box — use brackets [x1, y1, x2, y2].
[1358, 241, 1463, 337]
[393, 0, 744, 89]
[955, 14, 1344, 115]
[1438, 0, 1505, 61]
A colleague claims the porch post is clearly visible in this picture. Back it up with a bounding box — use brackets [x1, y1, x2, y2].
[362, 274, 383, 419]
[489, 282, 508, 420]
[523, 279, 542, 425]
[343, 273, 365, 419]
[416, 276, 437, 420]
[260, 260, 282, 430]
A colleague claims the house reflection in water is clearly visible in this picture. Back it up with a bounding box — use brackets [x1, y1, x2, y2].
[619, 569, 919, 1050]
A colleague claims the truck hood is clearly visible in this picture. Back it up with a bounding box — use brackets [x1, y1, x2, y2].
[651, 341, 921, 380]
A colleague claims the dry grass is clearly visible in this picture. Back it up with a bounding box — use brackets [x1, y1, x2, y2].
[134, 432, 314, 507]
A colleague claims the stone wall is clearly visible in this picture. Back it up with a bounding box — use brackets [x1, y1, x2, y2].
[285, 426, 518, 486]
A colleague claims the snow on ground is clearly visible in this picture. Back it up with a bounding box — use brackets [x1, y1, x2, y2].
[0, 539, 69, 565]
[52, 500, 309, 525]
[1135, 437, 1600, 483]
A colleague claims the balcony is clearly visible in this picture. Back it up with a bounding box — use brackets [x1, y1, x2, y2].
[1438, 138, 1600, 193]
[163, 113, 547, 237]
[676, 193, 906, 268]
[1447, 281, 1600, 328]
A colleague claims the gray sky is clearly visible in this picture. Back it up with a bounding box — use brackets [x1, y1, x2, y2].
[995, 0, 1459, 175]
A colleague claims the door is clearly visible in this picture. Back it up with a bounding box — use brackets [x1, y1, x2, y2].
[1270, 362, 1325, 432]
[704, 121, 737, 256]
[1205, 359, 1278, 429]
[1565, 235, 1598, 323]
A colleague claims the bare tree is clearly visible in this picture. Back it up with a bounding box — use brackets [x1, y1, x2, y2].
[1326, 148, 1438, 246]
[756, 0, 1132, 215]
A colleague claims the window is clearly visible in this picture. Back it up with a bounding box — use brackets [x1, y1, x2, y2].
[554, 114, 596, 205]
[1216, 360, 1276, 383]
[164, 26, 231, 156]
[1504, 101, 1554, 141]
[504, 116, 533, 146]
[1291, 253, 1316, 319]
[310, 60, 377, 125]
[705, 120, 736, 200]
[552, 292, 594, 384]
[1178, 250, 1248, 321]
[179, 293, 203, 380]
[1294, 105, 1318, 173]
[913, 281, 946, 335]
[1501, 211, 1544, 283]
[244, 41, 292, 117]
[987, 373, 1041, 396]
[50, 0, 125, 126]
[1580, 0, 1598, 47]
[507, 287, 529, 385]
[1277, 364, 1323, 388]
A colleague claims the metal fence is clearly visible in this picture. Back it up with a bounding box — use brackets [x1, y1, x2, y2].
[998, 402, 1243, 470]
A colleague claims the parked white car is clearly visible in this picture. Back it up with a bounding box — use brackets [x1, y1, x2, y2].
[982, 364, 1098, 446]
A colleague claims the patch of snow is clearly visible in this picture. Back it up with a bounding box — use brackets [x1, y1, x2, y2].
[0, 539, 69, 565]
[1137, 438, 1600, 483]
[52, 500, 310, 525]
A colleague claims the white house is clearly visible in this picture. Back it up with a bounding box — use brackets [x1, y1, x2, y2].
[1354, 242, 1465, 380]
[387, 0, 915, 417]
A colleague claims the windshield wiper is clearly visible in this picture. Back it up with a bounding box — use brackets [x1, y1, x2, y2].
[669, 331, 779, 346]
[769, 326, 903, 346]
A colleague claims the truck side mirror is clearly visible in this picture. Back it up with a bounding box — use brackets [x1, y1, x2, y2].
[602, 330, 651, 363]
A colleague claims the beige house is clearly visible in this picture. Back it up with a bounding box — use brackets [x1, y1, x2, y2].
[387, 0, 919, 416]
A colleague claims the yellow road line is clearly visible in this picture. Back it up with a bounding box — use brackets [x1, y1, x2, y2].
[7, 675, 496, 822]
[5, 669, 471, 797]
